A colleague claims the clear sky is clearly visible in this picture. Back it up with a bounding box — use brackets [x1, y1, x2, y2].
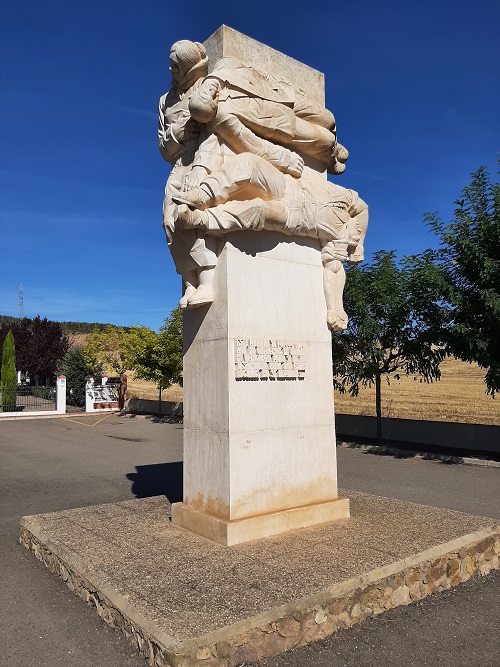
[1, 0, 498, 330]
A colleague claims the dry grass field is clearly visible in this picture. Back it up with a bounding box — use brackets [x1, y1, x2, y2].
[126, 372, 183, 403]
[334, 358, 499, 426]
[126, 359, 499, 426]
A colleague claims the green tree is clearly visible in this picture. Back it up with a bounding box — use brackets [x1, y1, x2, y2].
[424, 165, 500, 396]
[58, 346, 103, 407]
[332, 250, 446, 443]
[121, 325, 159, 370]
[83, 324, 127, 375]
[129, 308, 183, 415]
[83, 324, 158, 378]
[1, 330, 17, 412]
[0, 316, 68, 385]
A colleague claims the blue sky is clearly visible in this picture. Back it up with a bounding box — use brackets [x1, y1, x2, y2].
[1, 0, 498, 330]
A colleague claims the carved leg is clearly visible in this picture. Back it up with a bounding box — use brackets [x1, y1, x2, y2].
[321, 242, 349, 332]
[179, 154, 287, 209]
[178, 200, 288, 235]
[289, 116, 336, 164]
[347, 198, 369, 264]
[184, 235, 218, 308]
[293, 95, 336, 131]
[186, 266, 216, 308]
[179, 269, 198, 309]
[223, 96, 337, 167]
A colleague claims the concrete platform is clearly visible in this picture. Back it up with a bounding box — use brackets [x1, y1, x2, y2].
[20, 492, 499, 667]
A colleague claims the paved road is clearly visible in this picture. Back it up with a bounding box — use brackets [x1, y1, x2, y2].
[0, 414, 498, 667]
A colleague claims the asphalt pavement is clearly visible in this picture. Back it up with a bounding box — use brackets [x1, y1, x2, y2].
[0, 414, 499, 667]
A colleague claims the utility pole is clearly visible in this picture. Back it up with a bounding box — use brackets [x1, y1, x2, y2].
[19, 283, 24, 319]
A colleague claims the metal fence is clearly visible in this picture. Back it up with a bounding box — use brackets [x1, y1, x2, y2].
[0, 385, 57, 413]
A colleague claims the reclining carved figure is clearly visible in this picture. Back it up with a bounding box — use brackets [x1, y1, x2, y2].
[175, 152, 368, 331]
[187, 55, 349, 175]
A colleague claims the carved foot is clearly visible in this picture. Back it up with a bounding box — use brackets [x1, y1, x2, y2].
[185, 283, 214, 308]
[328, 143, 349, 175]
[327, 309, 348, 332]
[179, 284, 197, 309]
[172, 187, 212, 209]
[334, 144, 349, 162]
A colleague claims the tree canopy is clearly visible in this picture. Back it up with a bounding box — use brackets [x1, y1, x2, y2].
[82, 324, 158, 377]
[0, 317, 68, 383]
[424, 165, 500, 396]
[332, 250, 446, 441]
[128, 308, 183, 414]
[83, 324, 128, 375]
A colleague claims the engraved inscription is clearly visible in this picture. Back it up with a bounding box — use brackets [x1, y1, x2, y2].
[234, 339, 306, 380]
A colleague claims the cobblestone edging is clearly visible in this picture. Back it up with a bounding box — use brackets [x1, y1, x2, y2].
[19, 524, 500, 667]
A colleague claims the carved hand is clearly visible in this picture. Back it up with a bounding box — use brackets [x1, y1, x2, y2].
[171, 113, 198, 143]
[285, 152, 304, 178]
[183, 165, 209, 191]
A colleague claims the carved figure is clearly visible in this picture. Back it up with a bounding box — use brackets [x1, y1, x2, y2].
[159, 40, 368, 329]
[175, 153, 367, 331]
[188, 56, 349, 175]
[158, 40, 218, 308]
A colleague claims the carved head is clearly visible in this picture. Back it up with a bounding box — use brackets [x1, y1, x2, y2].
[169, 40, 208, 89]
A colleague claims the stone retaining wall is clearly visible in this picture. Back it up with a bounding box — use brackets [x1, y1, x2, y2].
[19, 524, 499, 667]
[122, 401, 500, 456]
[336, 414, 500, 455]
[124, 398, 183, 417]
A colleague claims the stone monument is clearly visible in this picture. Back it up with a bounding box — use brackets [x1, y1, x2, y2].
[158, 26, 368, 545]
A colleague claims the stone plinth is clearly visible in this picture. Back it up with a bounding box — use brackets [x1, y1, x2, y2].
[173, 232, 349, 545]
[19, 493, 500, 666]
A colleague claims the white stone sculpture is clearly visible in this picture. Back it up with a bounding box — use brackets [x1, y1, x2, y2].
[159, 27, 367, 545]
[158, 37, 368, 331]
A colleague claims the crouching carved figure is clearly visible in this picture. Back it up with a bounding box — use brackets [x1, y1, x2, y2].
[158, 39, 368, 331]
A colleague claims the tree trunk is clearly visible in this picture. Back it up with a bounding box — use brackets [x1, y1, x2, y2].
[119, 373, 127, 410]
[375, 371, 382, 445]
[158, 385, 163, 416]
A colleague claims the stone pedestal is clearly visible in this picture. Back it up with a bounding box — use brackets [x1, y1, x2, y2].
[172, 232, 349, 545]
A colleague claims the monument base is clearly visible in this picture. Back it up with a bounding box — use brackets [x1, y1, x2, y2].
[181, 232, 344, 544]
[19, 492, 499, 666]
[172, 496, 350, 546]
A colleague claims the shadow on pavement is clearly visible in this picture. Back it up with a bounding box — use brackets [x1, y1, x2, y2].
[361, 445, 463, 464]
[338, 440, 500, 465]
[126, 462, 183, 503]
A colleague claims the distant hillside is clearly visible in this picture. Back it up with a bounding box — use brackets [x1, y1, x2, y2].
[0, 315, 130, 335]
[0, 315, 19, 328]
[59, 321, 133, 334]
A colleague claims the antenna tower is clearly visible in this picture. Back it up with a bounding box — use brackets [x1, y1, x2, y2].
[19, 283, 24, 319]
